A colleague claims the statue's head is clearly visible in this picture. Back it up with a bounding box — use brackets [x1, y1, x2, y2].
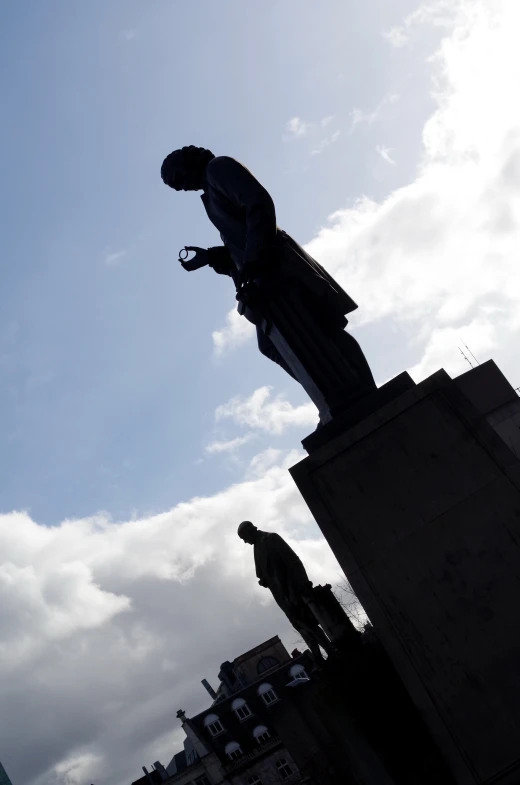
[161, 146, 215, 191]
[237, 520, 257, 544]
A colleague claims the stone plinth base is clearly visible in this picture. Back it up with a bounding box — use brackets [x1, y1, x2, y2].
[290, 361, 520, 785]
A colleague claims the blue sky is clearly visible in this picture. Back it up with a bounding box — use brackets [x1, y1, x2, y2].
[0, 0, 434, 526]
[1, 2, 520, 784]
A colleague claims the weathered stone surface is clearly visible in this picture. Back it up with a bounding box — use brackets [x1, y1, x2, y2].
[290, 363, 520, 785]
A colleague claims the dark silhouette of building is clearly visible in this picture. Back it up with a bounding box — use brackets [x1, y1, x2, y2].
[0, 762, 13, 785]
[131, 636, 327, 785]
[131, 626, 460, 785]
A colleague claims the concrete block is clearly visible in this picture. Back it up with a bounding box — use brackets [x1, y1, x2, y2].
[290, 365, 520, 785]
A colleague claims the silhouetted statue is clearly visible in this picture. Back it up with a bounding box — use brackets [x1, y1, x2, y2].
[237, 520, 337, 664]
[161, 146, 376, 425]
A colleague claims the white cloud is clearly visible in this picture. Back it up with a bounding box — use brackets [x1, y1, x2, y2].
[320, 115, 335, 128]
[306, 0, 520, 387]
[52, 752, 103, 785]
[408, 318, 497, 381]
[212, 308, 255, 358]
[376, 145, 396, 165]
[310, 130, 341, 156]
[245, 447, 302, 480]
[350, 93, 399, 131]
[384, 25, 410, 48]
[215, 386, 317, 435]
[283, 115, 340, 151]
[0, 452, 339, 785]
[282, 116, 311, 140]
[205, 434, 254, 454]
[104, 249, 127, 266]
[383, 0, 456, 48]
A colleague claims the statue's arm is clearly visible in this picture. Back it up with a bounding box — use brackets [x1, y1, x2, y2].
[206, 157, 277, 273]
[207, 246, 236, 279]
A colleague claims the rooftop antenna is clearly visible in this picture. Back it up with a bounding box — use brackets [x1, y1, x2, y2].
[460, 337, 480, 366]
[458, 346, 474, 369]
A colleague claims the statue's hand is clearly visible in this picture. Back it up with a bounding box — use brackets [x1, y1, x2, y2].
[178, 246, 209, 272]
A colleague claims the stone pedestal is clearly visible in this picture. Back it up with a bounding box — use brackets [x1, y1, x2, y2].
[290, 361, 520, 785]
[305, 584, 362, 650]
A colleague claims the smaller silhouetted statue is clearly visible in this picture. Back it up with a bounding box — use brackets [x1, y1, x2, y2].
[238, 520, 358, 664]
[161, 146, 376, 426]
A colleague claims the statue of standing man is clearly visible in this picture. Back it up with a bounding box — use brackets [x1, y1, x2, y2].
[237, 520, 335, 664]
[161, 146, 376, 425]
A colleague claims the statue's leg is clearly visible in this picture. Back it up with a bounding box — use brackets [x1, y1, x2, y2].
[335, 329, 376, 404]
[311, 624, 336, 656]
[298, 628, 326, 665]
[295, 616, 335, 662]
[256, 326, 297, 381]
[254, 282, 376, 424]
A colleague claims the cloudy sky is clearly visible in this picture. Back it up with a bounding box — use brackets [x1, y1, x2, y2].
[1, 1, 519, 783]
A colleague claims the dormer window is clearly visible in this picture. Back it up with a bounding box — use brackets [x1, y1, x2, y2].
[225, 741, 243, 761]
[258, 683, 279, 706]
[231, 697, 252, 721]
[204, 713, 224, 737]
[253, 725, 271, 745]
[289, 664, 309, 681]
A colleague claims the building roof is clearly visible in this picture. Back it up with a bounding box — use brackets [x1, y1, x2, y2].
[169, 751, 188, 775]
[231, 636, 282, 668]
[130, 769, 163, 785]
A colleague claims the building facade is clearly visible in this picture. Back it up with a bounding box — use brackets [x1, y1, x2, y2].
[131, 637, 319, 785]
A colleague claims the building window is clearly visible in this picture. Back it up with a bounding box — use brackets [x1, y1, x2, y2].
[262, 689, 278, 705]
[257, 655, 279, 675]
[289, 664, 309, 681]
[248, 776, 262, 785]
[204, 713, 224, 737]
[225, 741, 243, 761]
[276, 758, 294, 779]
[253, 725, 271, 745]
[258, 683, 279, 706]
[231, 697, 252, 721]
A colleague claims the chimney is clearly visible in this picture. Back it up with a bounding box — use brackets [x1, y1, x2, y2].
[201, 678, 217, 700]
[153, 761, 168, 781]
[177, 708, 210, 759]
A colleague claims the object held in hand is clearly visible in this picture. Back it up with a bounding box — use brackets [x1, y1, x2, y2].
[178, 245, 210, 272]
